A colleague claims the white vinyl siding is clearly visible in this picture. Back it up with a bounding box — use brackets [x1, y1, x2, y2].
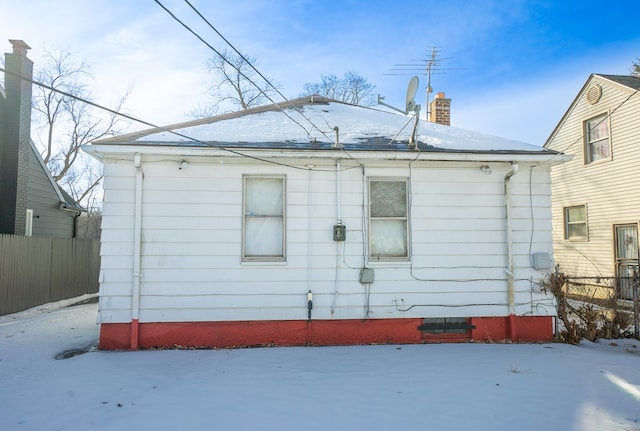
[242, 176, 285, 261]
[97, 158, 555, 324]
[369, 178, 409, 260]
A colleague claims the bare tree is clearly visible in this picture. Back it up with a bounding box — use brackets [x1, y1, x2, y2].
[302, 71, 376, 106]
[632, 58, 640, 77]
[31, 48, 129, 209]
[191, 48, 280, 117]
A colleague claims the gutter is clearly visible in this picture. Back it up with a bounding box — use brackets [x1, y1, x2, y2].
[503, 162, 519, 342]
[85, 144, 572, 165]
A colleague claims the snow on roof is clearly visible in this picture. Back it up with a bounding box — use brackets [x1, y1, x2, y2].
[100, 97, 551, 154]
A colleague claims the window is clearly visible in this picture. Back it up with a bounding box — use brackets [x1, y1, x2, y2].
[564, 205, 587, 240]
[584, 113, 610, 163]
[369, 178, 409, 259]
[242, 175, 285, 261]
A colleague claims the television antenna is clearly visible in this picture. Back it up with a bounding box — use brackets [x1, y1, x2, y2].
[385, 46, 464, 120]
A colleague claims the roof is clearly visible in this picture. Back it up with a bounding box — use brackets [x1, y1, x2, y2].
[544, 74, 640, 148]
[596, 74, 640, 90]
[93, 96, 556, 157]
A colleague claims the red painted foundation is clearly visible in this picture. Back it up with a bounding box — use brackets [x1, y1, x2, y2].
[99, 316, 554, 350]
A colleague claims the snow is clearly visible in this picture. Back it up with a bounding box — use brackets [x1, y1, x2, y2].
[136, 101, 547, 152]
[2, 299, 640, 430]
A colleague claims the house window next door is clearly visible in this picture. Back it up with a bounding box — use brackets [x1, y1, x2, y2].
[615, 224, 638, 300]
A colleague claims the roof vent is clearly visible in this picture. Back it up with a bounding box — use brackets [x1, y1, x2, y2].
[586, 84, 602, 105]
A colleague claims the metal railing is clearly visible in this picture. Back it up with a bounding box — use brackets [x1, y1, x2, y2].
[562, 274, 639, 338]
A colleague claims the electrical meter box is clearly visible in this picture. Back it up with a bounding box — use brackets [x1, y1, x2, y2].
[359, 268, 374, 284]
[333, 224, 346, 241]
[531, 252, 553, 270]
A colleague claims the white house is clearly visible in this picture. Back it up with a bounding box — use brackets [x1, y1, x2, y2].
[85, 96, 567, 350]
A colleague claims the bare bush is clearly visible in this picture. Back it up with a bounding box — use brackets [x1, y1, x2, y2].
[542, 270, 633, 343]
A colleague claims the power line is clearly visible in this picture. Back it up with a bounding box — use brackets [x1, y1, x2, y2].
[0, 66, 345, 172]
[183, 0, 295, 114]
[153, 0, 335, 145]
[155, 0, 370, 167]
[551, 81, 640, 156]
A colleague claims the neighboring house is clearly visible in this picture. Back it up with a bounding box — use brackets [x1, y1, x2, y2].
[85, 95, 567, 350]
[544, 74, 640, 299]
[0, 40, 83, 237]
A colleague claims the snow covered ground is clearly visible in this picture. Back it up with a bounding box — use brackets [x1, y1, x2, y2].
[2, 299, 640, 431]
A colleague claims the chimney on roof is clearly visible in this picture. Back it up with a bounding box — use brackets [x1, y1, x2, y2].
[429, 92, 451, 126]
[0, 39, 33, 234]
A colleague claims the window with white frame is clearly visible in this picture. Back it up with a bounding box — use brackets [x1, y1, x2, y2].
[564, 205, 588, 240]
[369, 178, 409, 259]
[242, 175, 285, 261]
[584, 113, 610, 163]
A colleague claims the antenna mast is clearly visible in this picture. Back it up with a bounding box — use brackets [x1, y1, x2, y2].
[424, 47, 437, 121]
[385, 46, 463, 121]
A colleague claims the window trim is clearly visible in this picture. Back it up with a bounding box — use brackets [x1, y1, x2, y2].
[563, 204, 588, 241]
[241, 175, 286, 262]
[583, 112, 611, 164]
[368, 177, 410, 261]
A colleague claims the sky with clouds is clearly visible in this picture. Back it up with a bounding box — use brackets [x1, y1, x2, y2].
[1, 0, 638, 146]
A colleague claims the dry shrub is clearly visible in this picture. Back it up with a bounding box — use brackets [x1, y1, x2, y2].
[541, 271, 633, 344]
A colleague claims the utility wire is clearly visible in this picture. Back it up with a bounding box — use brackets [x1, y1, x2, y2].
[161, 0, 371, 167]
[184, 0, 303, 118]
[154, 0, 335, 145]
[547, 83, 640, 158]
[0, 66, 342, 172]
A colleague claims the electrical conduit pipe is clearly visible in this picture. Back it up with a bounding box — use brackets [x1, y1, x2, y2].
[130, 153, 143, 350]
[504, 162, 519, 342]
[331, 160, 342, 314]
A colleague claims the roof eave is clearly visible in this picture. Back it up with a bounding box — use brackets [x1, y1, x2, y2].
[87, 142, 568, 164]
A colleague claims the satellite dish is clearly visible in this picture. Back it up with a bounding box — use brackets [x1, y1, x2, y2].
[405, 76, 419, 114]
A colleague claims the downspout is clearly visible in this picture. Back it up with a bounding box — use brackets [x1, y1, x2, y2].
[72, 211, 81, 238]
[306, 165, 314, 341]
[306, 165, 314, 302]
[504, 162, 519, 342]
[131, 153, 143, 350]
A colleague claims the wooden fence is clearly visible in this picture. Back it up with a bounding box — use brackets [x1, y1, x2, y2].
[0, 234, 100, 315]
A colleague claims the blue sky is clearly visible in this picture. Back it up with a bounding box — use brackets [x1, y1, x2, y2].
[2, 0, 638, 145]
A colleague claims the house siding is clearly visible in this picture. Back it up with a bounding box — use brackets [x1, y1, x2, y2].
[97, 155, 555, 333]
[547, 76, 640, 277]
[26, 144, 76, 237]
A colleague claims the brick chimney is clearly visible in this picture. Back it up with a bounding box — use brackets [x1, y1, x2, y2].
[0, 39, 33, 234]
[429, 92, 451, 126]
